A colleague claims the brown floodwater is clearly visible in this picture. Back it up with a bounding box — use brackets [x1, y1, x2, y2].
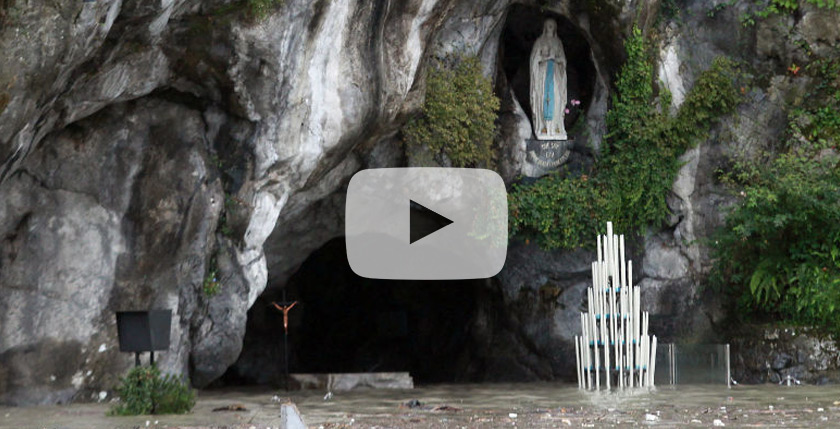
[3, 382, 840, 428]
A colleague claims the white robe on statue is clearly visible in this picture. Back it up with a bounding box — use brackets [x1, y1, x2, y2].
[530, 19, 567, 141]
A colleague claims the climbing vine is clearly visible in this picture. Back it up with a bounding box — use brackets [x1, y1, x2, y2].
[509, 27, 741, 250]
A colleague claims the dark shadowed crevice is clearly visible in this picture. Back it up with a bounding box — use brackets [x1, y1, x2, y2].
[220, 237, 490, 386]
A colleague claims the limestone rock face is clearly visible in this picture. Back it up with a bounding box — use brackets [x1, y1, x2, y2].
[0, 0, 462, 404]
[1, 99, 222, 404]
[731, 326, 840, 385]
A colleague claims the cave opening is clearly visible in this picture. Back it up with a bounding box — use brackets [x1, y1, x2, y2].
[222, 237, 488, 386]
[499, 4, 598, 134]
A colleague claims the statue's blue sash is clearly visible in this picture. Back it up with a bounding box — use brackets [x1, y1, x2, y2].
[543, 59, 555, 121]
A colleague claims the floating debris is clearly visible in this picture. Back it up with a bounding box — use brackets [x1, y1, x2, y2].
[212, 404, 248, 412]
[432, 405, 461, 412]
[403, 399, 422, 409]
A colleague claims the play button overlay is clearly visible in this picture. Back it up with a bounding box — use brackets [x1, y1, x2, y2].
[346, 168, 507, 280]
[409, 200, 454, 244]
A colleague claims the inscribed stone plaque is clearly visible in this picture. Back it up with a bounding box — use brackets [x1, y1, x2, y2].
[522, 139, 572, 177]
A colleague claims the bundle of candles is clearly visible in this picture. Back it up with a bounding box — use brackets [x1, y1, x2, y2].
[574, 222, 657, 390]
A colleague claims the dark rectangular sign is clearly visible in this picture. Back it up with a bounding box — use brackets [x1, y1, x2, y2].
[116, 310, 172, 352]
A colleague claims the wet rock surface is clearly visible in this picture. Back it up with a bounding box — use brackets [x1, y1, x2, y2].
[732, 326, 840, 385]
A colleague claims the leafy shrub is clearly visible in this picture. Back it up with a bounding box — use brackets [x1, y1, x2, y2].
[109, 366, 196, 416]
[711, 87, 840, 333]
[403, 54, 500, 168]
[509, 27, 741, 249]
[509, 174, 605, 249]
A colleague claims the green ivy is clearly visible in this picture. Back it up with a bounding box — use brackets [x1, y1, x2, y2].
[509, 27, 741, 249]
[403, 54, 500, 168]
[711, 61, 840, 334]
[509, 174, 605, 249]
[109, 366, 196, 416]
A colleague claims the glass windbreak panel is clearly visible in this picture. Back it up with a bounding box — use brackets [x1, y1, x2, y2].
[654, 344, 730, 385]
[653, 342, 673, 385]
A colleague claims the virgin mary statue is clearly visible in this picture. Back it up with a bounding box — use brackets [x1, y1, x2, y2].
[530, 19, 567, 140]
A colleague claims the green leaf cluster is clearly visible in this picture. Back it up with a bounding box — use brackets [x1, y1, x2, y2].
[203, 268, 221, 296]
[509, 27, 741, 249]
[203, 252, 222, 297]
[403, 55, 500, 168]
[109, 366, 196, 416]
[711, 64, 840, 333]
[509, 174, 605, 249]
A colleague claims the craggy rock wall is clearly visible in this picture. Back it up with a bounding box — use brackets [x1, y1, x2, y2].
[1, 0, 839, 404]
[1, 0, 459, 404]
[731, 326, 840, 385]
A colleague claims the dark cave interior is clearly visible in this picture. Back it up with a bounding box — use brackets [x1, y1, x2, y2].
[222, 237, 488, 386]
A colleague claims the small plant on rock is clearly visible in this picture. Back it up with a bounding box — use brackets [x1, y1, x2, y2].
[247, 0, 284, 20]
[203, 269, 221, 296]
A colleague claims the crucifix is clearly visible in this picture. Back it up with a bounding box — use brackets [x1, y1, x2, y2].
[271, 290, 298, 391]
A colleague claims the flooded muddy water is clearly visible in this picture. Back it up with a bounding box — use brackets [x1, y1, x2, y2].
[293, 382, 840, 427]
[3, 382, 840, 428]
